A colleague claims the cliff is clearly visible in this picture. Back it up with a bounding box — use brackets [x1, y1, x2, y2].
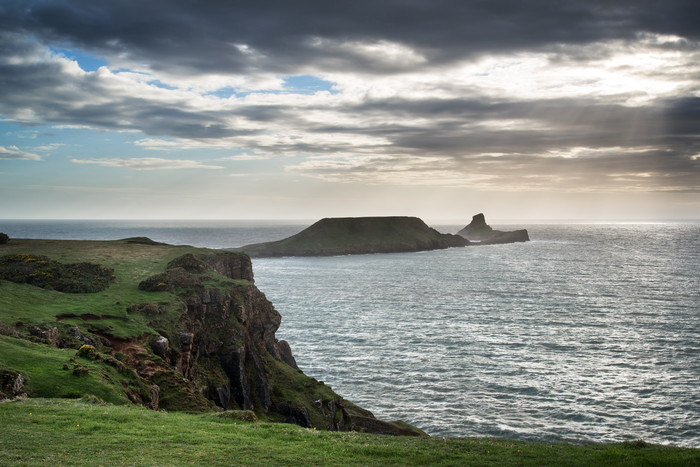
[239, 216, 468, 257]
[457, 213, 529, 244]
[0, 238, 423, 436]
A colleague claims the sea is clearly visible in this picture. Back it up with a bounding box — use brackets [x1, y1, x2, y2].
[1, 219, 699, 447]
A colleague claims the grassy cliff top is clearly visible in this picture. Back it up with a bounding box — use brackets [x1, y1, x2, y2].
[239, 216, 466, 257]
[0, 238, 248, 339]
[1, 238, 189, 338]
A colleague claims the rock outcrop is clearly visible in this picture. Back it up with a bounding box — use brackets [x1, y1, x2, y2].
[133, 250, 423, 435]
[457, 213, 529, 244]
[239, 216, 468, 257]
[0, 368, 25, 400]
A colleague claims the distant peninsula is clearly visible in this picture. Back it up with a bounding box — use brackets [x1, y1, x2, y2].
[237, 214, 529, 258]
[238, 217, 467, 257]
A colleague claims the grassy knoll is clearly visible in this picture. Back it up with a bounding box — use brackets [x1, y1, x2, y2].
[0, 238, 194, 338]
[1, 398, 698, 466]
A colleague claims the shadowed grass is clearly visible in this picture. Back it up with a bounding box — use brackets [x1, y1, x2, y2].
[1, 399, 698, 466]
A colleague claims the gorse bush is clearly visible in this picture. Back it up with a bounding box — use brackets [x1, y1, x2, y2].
[138, 267, 201, 292]
[77, 344, 96, 358]
[0, 254, 115, 293]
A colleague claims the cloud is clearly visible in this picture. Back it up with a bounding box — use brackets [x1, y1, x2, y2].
[0, 145, 41, 160]
[32, 143, 65, 152]
[3, 1, 699, 76]
[22, 185, 148, 193]
[218, 153, 273, 161]
[0, 0, 698, 198]
[289, 146, 700, 193]
[71, 157, 224, 170]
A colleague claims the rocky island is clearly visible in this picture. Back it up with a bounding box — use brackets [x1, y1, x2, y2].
[238, 216, 468, 257]
[457, 213, 530, 244]
[0, 237, 422, 435]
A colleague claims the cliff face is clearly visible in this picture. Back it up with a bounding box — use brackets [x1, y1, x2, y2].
[172, 277, 296, 411]
[457, 213, 529, 244]
[137, 251, 422, 434]
[240, 216, 468, 257]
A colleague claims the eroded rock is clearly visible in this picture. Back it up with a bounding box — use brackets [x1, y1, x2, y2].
[457, 213, 529, 244]
[150, 335, 169, 357]
[0, 369, 25, 400]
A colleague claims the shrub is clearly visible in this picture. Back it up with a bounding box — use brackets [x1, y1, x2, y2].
[77, 344, 96, 358]
[167, 253, 207, 273]
[138, 267, 201, 292]
[0, 254, 114, 293]
[216, 410, 259, 422]
[0, 233, 9, 244]
[114, 351, 128, 362]
[0, 322, 20, 338]
[126, 302, 164, 315]
[80, 394, 110, 405]
[72, 363, 90, 376]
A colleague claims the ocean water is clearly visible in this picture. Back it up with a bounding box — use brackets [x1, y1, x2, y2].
[2, 220, 699, 447]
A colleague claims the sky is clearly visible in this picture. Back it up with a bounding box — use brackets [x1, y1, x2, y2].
[1, 1, 699, 221]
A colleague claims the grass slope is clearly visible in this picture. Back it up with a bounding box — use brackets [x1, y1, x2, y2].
[0, 238, 255, 412]
[2, 399, 698, 466]
[0, 238, 195, 338]
[0, 335, 137, 404]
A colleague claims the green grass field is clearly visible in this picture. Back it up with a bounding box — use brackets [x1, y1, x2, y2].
[2, 398, 698, 466]
[0, 335, 135, 403]
[0, 238, 194, 338]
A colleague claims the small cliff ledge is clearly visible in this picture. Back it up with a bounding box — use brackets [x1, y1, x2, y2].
[239, 217, 467, 257]
[457, 213, 529, 244]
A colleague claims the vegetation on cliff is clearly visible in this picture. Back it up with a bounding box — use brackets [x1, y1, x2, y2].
[0, 237, 419, 435]
[0, 253, 115, 293]
[239, 216, 467, 257]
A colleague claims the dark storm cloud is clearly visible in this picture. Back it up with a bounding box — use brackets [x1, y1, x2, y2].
[2, 0, 699, 74]
[0, 0, 698, 196]
[663, 97, 700, 136]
